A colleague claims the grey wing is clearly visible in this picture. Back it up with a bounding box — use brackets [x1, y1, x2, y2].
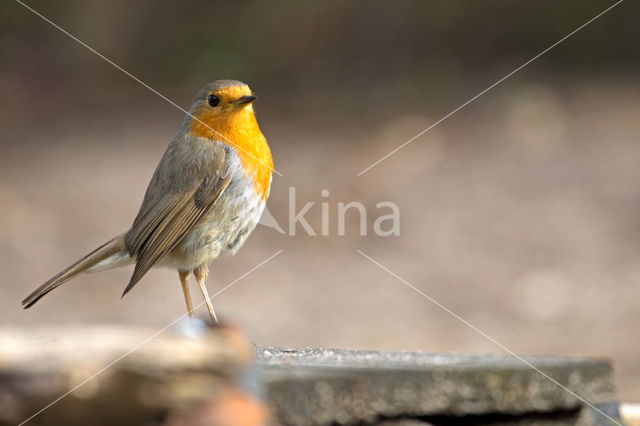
[122, 139, 231, 296]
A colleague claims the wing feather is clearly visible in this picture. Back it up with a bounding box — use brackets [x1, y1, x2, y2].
[122, 139, 231, 296]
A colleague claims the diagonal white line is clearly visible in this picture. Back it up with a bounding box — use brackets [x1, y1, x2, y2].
[17, 249, 284, 426]
[356, 249, 623, 426]
[14, 0, 282, 177]
[356, 0, 625, 176]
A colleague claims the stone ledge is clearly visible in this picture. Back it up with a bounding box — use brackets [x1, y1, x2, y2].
[257, 347, 620, 426]
[0, 328, 622, 426]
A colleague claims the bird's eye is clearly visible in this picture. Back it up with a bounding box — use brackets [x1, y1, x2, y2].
[208, 94, 220, 107]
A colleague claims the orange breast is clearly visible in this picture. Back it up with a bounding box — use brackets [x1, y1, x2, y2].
[189, 108, 273, 200]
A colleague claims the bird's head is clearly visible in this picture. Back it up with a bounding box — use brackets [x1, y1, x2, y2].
[182, 80, 273, 199]
[185, 80, 259, 140]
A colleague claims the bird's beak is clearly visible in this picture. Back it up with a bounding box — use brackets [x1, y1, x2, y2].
[235, 95, 257, 106]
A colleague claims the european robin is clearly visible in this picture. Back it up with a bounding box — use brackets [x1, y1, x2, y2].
[22, 80, 274, 323]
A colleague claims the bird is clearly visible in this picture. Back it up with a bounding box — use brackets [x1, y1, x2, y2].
[21, 80, 274, 323]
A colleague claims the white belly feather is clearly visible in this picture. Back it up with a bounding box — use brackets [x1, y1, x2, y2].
[161, 148, 267, 271]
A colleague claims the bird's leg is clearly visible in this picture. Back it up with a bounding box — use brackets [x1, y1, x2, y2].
[194, 264, 219, 324]
[179, 270, 194, 319]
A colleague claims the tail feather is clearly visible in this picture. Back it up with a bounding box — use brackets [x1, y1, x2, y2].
[22, 235, 127, 309]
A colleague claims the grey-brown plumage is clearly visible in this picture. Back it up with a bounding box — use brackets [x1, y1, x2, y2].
[22, 80, 272, 322]
[21, 236, 125, 308]
[21, 139, 234, 310]
[123, 140, 231, 296]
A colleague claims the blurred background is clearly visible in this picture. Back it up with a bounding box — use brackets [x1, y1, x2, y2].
[1, 0, 639, 399]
